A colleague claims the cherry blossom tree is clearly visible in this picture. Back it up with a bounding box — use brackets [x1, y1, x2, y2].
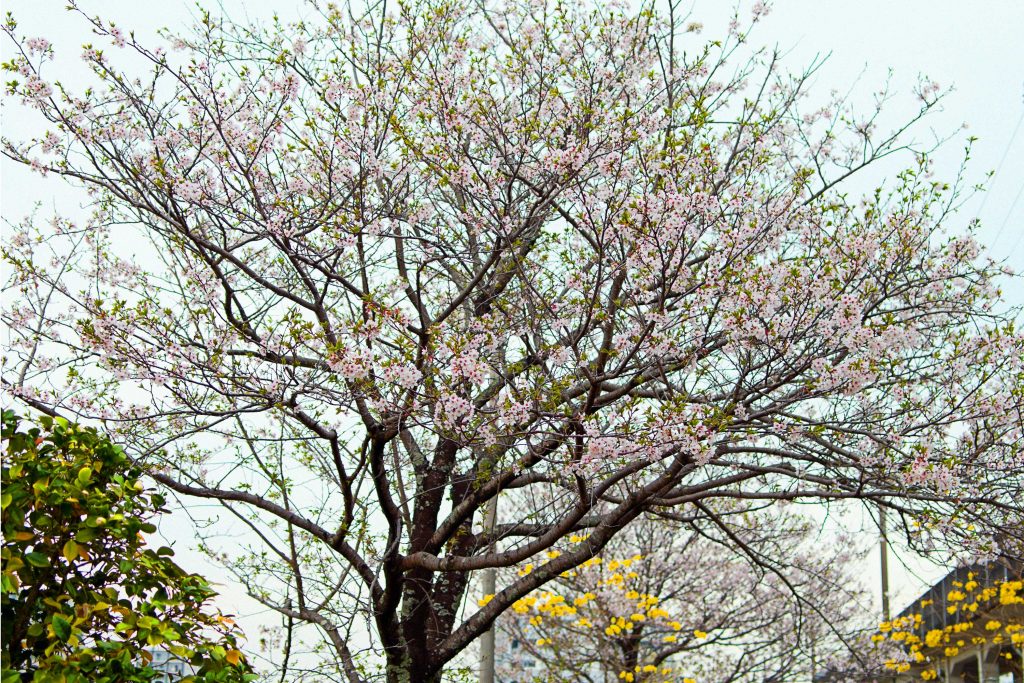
[2, 0, 1022, 680]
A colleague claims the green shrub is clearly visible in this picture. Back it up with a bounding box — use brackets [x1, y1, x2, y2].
[1, 410, 255, 683]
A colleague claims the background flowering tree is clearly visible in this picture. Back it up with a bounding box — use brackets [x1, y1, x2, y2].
[495, 510, 869, 682]
[2, 0, 1022, 680]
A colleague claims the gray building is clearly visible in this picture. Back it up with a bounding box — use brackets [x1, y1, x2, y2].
[892, 559, 1023, 683]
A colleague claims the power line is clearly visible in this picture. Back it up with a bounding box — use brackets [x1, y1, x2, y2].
[1005, 193, 1024, 263]
[983, 94, 1024, 246]
[996, 181, 1024, 254]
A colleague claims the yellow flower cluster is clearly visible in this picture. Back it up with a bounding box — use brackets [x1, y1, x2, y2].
[1000, 580, 1023, 605]
[883, 659, 912, 673]
[511, 595, 537, 614]
[617, 664, 692, 683]
[574, 592, 597, 607]
[510, 591, 580, 619]
[606, 555, 644, 571]
[943, 577, 1002, 616]
[605, 616, 634, 636]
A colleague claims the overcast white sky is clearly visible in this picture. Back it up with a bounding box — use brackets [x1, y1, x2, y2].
[2, 0, 1022, 665]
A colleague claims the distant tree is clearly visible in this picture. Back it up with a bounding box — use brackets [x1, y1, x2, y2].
[495, 509, 868, 682]
[0, 411, 253, 683]
[2, 0, 1022, 680]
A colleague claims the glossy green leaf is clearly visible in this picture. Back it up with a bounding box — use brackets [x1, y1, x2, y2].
[62, 540, 79, 563]
[25, 551, 49, 568]
[51, 615, 71, 642]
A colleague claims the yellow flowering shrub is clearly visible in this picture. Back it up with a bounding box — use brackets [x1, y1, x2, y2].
[871, 571, 1024, 679]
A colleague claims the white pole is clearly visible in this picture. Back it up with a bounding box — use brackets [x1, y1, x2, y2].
[479, 499, 497, 683]
[880, 505, 891, 623]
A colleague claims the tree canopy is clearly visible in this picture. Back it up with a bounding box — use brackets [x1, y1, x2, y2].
[2, 0, 1022, 680]
[1, 411, 252, 683]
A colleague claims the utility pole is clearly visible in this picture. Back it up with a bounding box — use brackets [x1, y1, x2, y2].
[479, 499, 497, 683]
[880, 506, 894, 683]
[880, 505, 891, 622]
